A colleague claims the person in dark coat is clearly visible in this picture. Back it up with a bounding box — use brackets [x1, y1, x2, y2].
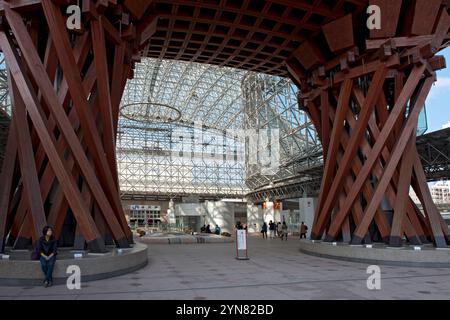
[261, 222, 268, 239]
[300, 222, 308, 239]
[269, 220, 275, 238]
[37, 226, 58, 287]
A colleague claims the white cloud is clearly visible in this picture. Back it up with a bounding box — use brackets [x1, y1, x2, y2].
[434, 76, 450, 88]
[428, 76, 450, 100]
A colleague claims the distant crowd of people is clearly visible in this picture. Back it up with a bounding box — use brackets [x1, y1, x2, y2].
[201, 224, 221, 235]
[199, 220, 308, 240]
[260, 221, 308, 241]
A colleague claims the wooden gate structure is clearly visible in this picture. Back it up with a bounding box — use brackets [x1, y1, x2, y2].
[0, 0, 448, 252]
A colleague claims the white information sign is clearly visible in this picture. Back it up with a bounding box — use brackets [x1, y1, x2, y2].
[237, 230, 247, 250]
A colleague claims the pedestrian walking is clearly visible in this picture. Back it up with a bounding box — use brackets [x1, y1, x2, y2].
[281, 221, 288, 241]
[269, 220, 275, 238]
[277, 222, 282, 238]
[300, 222, 308, 239]
[261, 222, 268, 239]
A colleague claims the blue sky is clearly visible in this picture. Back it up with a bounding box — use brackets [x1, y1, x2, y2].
[425, 48, 450, 133]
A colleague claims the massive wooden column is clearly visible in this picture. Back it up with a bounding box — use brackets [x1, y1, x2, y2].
[287, 2, 450, 247]
[0, 1, 140, 252]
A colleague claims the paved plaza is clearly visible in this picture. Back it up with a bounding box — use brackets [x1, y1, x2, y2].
[0, 236, 450, 300]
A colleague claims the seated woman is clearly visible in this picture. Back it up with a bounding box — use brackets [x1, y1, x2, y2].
[37, 226, 58, 287]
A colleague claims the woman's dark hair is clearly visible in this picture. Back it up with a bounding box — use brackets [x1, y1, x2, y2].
[42, 226, 54, 239]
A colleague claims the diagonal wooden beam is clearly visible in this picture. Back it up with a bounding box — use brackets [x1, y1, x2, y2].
[40, 2, 132, 242]
[91, 17, 118, 181]
[111, 43, 126, 135]
[313, 79, 352, 232]
[32, 33, 91, 175]
[13, 209, 34, 249]
[320, 90, 330, 158]
[0, 119, 18, 253]
[373, 87, 428, 242]
[355, 87, 425, 243]
[413, 150, 450, 246]
[330, 105, 391, 242]
[31, 63, 97, 235]
[389, 133, 417, 246]
[432, 8, 450, 49]
[5, 4, 131, 246]
[324, 84, 421, 244]
[4, 183, 22, 247]
[7, 37, 56, 237]
[312, 67, 387, 239]
[373, 88, 428, 242]
[323, 106, 357, 242]
[305, 101, 322, 139]
[350, 76, 435, 245]
[322, 64, 426, 241]
[0, 30, 107, 252]
[9, 75, 47, 244]
[14, 31, 91, 229]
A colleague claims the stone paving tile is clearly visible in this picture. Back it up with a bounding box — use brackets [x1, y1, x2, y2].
[74, 292, 141, 300]
[16, 293, 80, 300]
[0, 286, 25, 298]
[1, 237, 450, 299]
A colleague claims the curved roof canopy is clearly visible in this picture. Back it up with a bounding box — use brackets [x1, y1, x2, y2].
[121, 58, 247, 130]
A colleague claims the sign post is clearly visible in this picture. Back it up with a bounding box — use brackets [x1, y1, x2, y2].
[235, 229, 249, 260]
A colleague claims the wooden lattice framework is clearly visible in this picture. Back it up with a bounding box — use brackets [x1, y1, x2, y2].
[291, 1, 450, 247]
[0, 0, 448, 252]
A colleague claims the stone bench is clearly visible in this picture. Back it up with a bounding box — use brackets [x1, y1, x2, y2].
[0, 242, 148, 286]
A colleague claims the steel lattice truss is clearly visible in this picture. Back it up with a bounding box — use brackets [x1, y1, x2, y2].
[118, 58, 248, 198]
[0, 54, 10, 116]
[416, 127, 450, 181]
[0, 54, 9, 172]
[121, 58, 246, 129]
[118, 58, 322, 198]
[242, 73, 321, 191]
[246, 176, 322, 202]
